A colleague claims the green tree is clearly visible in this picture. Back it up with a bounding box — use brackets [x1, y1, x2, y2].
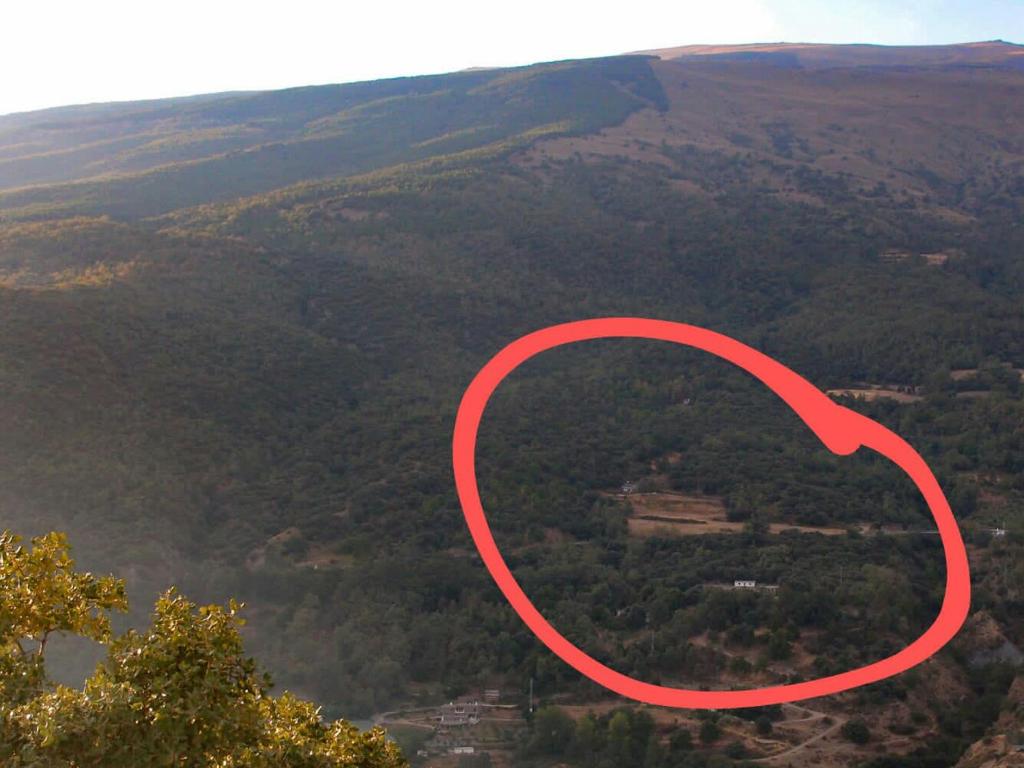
[606, 710, 633, 764]
[743, 514, 769, 543]
[0, 531, 406, 767]
[841, 718, 871, 744]
[529, 706, 574, 756]
[668, 727, 693, 754]
[767, 629, 792, 661]
[0, 531, 127, 709]
[569, 713, 601, 766]
[724, 740, 746, 759]
[699, 719, 720, 745]
[642, 731, 665, 768]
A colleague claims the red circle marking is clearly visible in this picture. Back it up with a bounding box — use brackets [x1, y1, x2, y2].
[452, 318, 971, 708]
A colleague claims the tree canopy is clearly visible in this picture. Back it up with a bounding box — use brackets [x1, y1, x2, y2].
[0, 531, 406, 767]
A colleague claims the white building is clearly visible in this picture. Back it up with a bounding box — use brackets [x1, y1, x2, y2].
[438, 701, 481, 727]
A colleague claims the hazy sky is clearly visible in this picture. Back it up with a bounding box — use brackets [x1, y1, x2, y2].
[3, 0, 1022, 116]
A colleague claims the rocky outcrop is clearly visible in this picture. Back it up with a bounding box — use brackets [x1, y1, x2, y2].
[955, 676, 1024, 768]
[958, 612, 1024, 669]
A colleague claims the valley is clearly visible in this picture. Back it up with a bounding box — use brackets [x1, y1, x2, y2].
[2, 40, 1024, 768]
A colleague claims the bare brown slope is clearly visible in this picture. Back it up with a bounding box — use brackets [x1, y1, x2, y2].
[633, 40, 1024, 69]
[517, 57, 1024, 220]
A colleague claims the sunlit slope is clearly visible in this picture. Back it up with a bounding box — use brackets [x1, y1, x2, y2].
[0, 56, 665, 218]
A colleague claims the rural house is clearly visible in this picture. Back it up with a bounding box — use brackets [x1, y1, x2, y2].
[437, 700, 481, 727]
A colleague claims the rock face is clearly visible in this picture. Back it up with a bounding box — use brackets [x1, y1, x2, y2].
[951, 613, 1024, 767]
[958, 612, 1024, 669]
[956, 676, 1024, 768]
[974, 642, 1024, 669]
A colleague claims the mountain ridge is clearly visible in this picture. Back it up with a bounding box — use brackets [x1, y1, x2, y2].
[632, 39, 1024, 68]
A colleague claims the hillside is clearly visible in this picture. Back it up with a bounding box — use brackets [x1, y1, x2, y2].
[2, 43, 1024, 767]
[955, 674, 1024, 767]
[634, 39, 1024, 68]
[0, 56, 665, 217]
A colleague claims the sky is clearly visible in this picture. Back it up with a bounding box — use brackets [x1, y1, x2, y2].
[2, 0, 1022, 116]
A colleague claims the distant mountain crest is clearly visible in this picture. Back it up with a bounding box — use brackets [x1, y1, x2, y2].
[631, 40, 1024, 69]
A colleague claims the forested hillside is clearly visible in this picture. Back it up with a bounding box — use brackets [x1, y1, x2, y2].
[2, 45, 1024, 767]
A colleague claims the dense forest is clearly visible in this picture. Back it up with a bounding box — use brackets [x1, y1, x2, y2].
[2, 46, 1024, 766]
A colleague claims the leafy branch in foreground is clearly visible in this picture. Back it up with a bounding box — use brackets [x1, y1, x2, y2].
[0, 530, 406, 767]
